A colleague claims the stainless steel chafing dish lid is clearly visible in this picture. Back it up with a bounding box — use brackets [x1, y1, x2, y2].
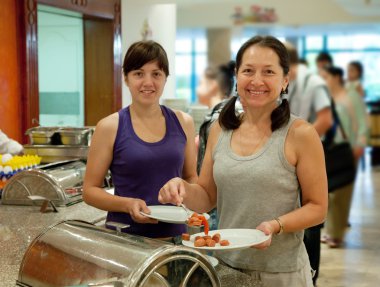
[1, 160, 85, 206]
[17, 220, 220, 287]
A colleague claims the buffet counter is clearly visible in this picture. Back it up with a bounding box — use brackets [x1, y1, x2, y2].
[0, 201, 107, 286]
[0, 202, 260, 287]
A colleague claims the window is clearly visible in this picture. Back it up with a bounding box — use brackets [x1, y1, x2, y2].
[175, 30, 207, 103]
[302, 33, 380, 101]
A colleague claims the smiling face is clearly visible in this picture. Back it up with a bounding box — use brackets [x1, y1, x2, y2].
[125, 60, 167, 105]
[236, 45, 289, 110]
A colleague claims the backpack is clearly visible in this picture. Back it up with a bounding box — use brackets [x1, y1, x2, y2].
[196, 100, 228, 174]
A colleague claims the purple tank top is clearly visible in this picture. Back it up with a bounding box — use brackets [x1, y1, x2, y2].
[107, 105, 187, 238]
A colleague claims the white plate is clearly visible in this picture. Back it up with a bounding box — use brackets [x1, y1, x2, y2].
[206, 255, 219, 267]
[182, 229, 271, 251]
[140, 205, 210, 224]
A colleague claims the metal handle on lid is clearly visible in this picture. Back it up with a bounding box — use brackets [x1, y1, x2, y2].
[106, 221, 130, 235]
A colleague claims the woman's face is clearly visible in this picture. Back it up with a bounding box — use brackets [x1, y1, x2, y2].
[125, 60, 167, 105]
[347, 64, 359, 82]
[236, 45, 288, 110]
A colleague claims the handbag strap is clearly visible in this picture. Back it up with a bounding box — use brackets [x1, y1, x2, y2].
[330, 97, 349, 140]
[323, 90, 349, 147]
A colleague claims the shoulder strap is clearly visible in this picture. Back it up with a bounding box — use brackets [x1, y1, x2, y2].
[331, 98, 349, 140]
[303, 74, 312, 90]
[324, 96, 349, 147]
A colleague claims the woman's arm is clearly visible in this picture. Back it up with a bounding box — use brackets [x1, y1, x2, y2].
[350, 91, 369, 149]
[159, 122, 221, 213]
[174, 110, 198, 184]
[257, 119, 328, 241]
[82, 113, 156, 223]
[272, 120, 328, 234]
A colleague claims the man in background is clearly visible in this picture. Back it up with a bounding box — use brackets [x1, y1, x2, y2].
[285, 42, 333, 287]
[316, 51, 333, 74]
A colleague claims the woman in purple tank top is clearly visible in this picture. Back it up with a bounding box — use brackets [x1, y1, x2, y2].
[83, 40, 197, 239]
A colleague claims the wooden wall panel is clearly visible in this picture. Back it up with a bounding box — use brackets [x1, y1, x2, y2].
[1, 0, 121, 144]
[84, 19, 114, 126]
[0, 0, 22, 142]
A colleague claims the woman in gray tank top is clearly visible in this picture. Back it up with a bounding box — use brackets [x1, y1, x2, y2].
[159, 36, 327, 287]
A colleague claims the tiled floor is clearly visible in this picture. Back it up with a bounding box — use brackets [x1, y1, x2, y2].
[318, 154, 380, 287]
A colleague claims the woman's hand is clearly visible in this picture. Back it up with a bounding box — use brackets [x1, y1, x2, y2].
[158, 177, 186, 206]
[127, 198, 158, 224]
[252, 221, 274, 249]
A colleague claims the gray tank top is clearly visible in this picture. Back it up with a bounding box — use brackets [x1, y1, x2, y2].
[213, 115, 308, 272]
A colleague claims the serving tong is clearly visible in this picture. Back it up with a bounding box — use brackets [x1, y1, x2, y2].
[180, 203, 193, 218]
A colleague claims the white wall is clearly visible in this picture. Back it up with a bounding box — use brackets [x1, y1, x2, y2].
[121, 1, 176, 107]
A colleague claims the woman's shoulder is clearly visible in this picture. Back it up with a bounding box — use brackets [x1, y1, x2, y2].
[95, 112, 119, 134]
[206, 120, 223, 146]
[171, 108, 192, 122]
[170, 108, 193, 128]
[285, 118, 323, 164]
[288, 117, 319, 143]
[169, 108, 195, 137]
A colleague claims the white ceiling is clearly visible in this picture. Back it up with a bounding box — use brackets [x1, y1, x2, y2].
[334, 0, 380, 16]
[174, 0, 380, 34]
[176, 0, 380, 15]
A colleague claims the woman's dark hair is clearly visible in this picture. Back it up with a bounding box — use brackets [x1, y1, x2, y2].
[217, 60, 236, 98]
[348, 61, 363, 80]
[324, 66, 345, 86]
[316, 51, 333, 67]
[219, 35, 290, 132]
[122, 40, 169, 77]
[203, 61, 236, 99]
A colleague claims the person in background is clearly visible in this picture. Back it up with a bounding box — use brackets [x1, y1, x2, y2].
[298, 58, 309, 67]
[316, 51, 333, 74]
[83, 40, 198, 240]
[196, 61, 236, 110]
[286, 44, 333, 136]
[196, 60, 236, 173]
[0, 130, 23, 155]
[285, 42, 333, 287]
[320, 66, 368, 248]
[346, 60, 368, 170]
[196, 61, 237, 230]
[159, 35, 328, 287]
[346, 61, 365, 98]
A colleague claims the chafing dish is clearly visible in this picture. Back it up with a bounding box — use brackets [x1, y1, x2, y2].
[1, 160, 85, 206]
[58, 127, 93, 145]
[17, 220, 220, 287]
[25, 127, 61, 145]
[25, 126, 94, 146]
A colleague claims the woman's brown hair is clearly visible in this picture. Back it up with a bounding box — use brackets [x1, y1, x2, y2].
[122, 40, 169, 77]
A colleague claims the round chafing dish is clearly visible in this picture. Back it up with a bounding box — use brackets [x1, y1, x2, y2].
[1, 160, 85, 206]
[17, 220, 220, 287]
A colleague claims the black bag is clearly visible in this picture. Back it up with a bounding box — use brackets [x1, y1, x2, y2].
[323, 100, 356, 192]
[324, 141, 356, 192]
